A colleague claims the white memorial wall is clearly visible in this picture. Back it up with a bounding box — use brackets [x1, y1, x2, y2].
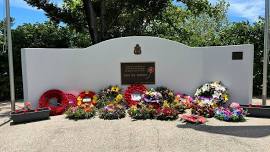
[21, 36, 254, 107]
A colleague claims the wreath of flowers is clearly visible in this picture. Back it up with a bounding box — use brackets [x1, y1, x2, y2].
[214, 102, 246, 122]
[65, 93, 77, 107]
[155, 86, 175, 103]
[181, 114, 207, 124]
[99, 103, 126, 120]
[155, 101, 179, 120]
[194, 81, 229, 106]
[128, 103, 157, 120]
[97, 86, 124, 108]
[124, 84, 147, 106]
[65, 104, 96, 120]
[192, 81, 229, 117]
[191, 96, 216, 117]
[77, 91, 98, 106]
[38, 89, 69, 116]
[171, 93, 193, 113]
[142, 88, 162, 103]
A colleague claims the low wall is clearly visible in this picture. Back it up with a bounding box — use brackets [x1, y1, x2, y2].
[21, 36, 254, 107]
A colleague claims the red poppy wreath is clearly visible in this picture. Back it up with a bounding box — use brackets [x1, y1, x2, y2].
[65, 93, 77, 107]
[39, 89, 69, 116]
[124, 84, 147, 106]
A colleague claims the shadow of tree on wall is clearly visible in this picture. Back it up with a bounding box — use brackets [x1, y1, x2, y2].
[176, 124, 270, 138]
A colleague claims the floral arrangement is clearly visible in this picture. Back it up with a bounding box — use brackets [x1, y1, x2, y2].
[65, 104, 96, 119]
[181, 114, 207, 124]
[192, 81, 229, 117]
[194, 81, 229, 106]
[98, 103, 126, 120]
[214, 102, 246, 122]
[38, 89, 69, 115]
[155, 86, 175, 103]
[124, 84, 147, 106]
[97, 86, 125, 108]
[155, 101, 179, 120]
[128, 103, 157, 120]
[191, 98, 215, 118]
[171, 93, 193, 113]
[142, 88, 163, 104]
[65, 93, 77, 107]
[77, 91, 98, 106]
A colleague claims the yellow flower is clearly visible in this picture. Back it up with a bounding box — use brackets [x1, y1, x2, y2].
[111, 86, 120, 92]
[223, 94, 228, 101]
[93, 95, 98, 101]
[77, 96, 82, 106]
[115, 94, 123, 102]
[168, 92, 174, 96]
[212, 103, 218, 108]
[163, 100, 170, 108]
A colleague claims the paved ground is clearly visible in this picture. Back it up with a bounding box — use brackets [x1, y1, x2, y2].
[1, 101, 270, 152]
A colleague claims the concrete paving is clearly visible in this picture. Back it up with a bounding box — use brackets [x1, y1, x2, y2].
[1, 102, 270, 152]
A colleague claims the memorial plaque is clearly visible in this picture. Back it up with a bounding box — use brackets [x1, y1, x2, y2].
[232, 52, 243, 60]
[121, 62, 155, 84]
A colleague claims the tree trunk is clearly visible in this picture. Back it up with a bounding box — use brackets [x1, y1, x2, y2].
[82, 0, 99, 44]
[100, 0, 106, 41]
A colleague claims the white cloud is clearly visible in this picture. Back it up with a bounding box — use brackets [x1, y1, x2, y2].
[210, 0, 264, 22]
[229, 0, 264, 22]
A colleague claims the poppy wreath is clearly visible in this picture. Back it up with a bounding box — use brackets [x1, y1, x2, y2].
[180, 114, 207, 124]
[39, 89, 69, 115]
[65, 93, 77, 107]
[77, 91, 98, 106]
[124, 84, 147, 106]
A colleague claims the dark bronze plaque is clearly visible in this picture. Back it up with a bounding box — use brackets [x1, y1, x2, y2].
[121, 62, 155, 85]
[232, 52, 243, 60]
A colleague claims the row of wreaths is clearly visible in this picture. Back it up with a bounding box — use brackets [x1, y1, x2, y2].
[38, 82, 246, 122]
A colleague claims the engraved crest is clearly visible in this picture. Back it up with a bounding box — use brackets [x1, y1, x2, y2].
[134, 44, 141, 55]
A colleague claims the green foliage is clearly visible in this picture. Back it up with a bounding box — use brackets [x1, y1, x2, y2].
[128, 104, 157, 120]
[24, 0, 170, 43]
[219, 20, 265, 96]
[0, 21, 90, 100]
[98, 104, 126, 120]
[146, 0, 229, 46]
[65, 106, 97, 120]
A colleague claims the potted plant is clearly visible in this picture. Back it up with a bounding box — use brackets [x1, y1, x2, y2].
[10, 102, 50, 123]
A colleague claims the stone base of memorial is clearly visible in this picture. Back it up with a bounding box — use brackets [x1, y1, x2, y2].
[10, 108, 50, 124]
[241, 105, 270, 118]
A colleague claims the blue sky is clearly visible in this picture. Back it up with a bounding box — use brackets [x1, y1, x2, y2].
[0, 0, 265, 27]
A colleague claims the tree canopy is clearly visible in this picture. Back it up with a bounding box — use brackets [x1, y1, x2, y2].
[24, 0, 228, 45]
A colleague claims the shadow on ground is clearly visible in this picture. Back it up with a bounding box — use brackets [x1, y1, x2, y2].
[177, 124, 270, 138]
[0, 111, 10, 118]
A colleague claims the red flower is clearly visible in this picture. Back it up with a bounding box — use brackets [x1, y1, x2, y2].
[124, 84, 147, 106]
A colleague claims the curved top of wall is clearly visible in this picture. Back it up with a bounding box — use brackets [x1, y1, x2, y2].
[83, 36, 190, 50]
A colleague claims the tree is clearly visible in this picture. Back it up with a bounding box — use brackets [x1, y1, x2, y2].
[24, 0, 170, 44]
[145, 0, 229, 46]
[0, 21, 90, 100]
[219, 20, 265, 96]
